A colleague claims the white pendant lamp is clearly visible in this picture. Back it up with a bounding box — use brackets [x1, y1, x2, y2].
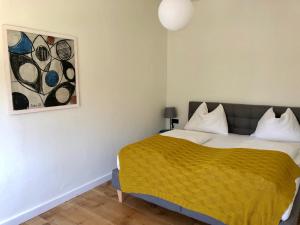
[158, 0, 194, 31]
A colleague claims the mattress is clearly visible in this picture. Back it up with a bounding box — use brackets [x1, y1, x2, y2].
[117, 129, 300, 221]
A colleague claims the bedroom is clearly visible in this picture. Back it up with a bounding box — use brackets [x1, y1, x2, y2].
[0, 0, 300, 225]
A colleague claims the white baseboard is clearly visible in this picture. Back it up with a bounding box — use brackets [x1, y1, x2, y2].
[0, 172, 112, 225]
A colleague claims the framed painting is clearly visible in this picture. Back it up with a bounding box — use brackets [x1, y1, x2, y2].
[2, 25, 79, 114]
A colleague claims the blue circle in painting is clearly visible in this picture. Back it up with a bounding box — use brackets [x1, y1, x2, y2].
[45, 71, 59, 87]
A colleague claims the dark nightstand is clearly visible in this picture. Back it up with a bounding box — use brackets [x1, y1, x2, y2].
[159, 129, 170, 133]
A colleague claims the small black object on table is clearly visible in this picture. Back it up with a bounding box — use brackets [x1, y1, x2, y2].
[159, 129, 170, 133]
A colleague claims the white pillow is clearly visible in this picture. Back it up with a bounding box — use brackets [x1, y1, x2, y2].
[252, 107, 300, 142]
[184, 102, 228, 135]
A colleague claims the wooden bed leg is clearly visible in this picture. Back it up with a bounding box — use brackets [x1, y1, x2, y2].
[117, 190, 123, 203]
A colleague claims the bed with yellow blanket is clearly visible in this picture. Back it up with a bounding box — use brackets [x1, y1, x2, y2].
[112, 102, 300, 225]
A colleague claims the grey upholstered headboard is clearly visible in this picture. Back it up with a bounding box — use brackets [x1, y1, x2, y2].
[189, 102, 300, 135]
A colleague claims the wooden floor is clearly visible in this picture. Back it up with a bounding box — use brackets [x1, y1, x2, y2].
[22, 182, 204, 225]
[22, 182, 299, 225]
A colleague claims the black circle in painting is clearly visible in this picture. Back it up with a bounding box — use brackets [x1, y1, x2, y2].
[56, 40, 72, 60]
[35, 46, 49, 61]
[61, 60, 76, 82]
[12, 92, 29, 110]
[44, 82, 75, 107]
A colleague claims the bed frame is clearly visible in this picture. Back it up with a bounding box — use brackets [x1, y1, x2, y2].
[112, 101, 300, 225]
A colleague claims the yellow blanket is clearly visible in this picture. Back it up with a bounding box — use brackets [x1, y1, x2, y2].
[119, 135, 300, 225]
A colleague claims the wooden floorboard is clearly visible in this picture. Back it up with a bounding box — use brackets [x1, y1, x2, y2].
[22, 181, 300, 225]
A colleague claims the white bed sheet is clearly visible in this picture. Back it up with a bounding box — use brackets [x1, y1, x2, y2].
[117, 129, 300, 221]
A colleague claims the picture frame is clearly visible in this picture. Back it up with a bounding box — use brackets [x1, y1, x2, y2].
[2, 25, 80, 114]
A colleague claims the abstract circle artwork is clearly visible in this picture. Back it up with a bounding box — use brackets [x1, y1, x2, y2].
[4, 26, 79, 113]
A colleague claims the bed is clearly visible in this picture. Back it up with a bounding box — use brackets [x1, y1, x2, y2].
[112, 101, 300, 225]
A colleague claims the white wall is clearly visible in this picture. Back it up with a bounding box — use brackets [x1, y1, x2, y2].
[167, 0, 300, 128]
[4, 0, 300, 223]
[0, 0, 167, 223]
